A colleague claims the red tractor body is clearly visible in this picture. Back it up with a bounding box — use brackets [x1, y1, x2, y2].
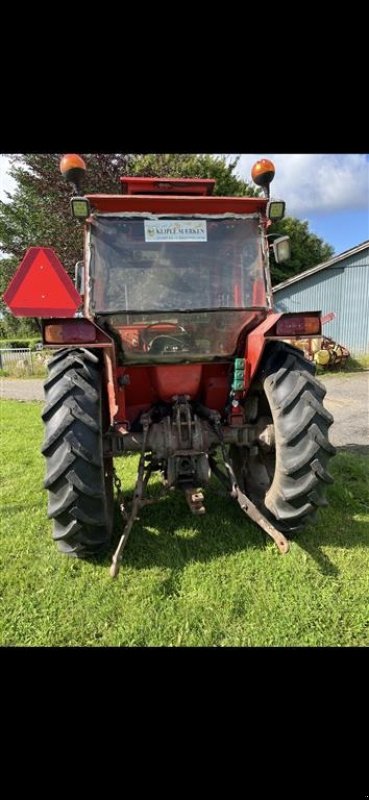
[3, 161, 335, 576]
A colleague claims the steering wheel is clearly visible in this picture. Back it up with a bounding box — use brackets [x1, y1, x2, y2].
[141, 322, 194, 354]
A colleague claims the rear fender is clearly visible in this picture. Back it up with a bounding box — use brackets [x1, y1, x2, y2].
[42, 317, 122, 426]
[244, 312, 282, 390]
[244, 311, 322, 391]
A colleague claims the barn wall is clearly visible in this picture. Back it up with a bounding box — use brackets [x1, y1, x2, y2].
[273, 248, 369, 353]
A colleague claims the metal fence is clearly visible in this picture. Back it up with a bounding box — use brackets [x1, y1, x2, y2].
[0, 347, 33, 370]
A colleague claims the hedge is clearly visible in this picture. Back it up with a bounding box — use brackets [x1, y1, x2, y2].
[0, 338, 42, 351]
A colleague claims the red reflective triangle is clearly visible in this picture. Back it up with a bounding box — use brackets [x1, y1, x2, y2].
[3, 247, 82, 317]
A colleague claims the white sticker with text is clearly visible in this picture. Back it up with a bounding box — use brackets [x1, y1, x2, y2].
[144, 220, 207, 242]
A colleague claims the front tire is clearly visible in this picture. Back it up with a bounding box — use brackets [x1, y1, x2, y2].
[230, 343, 336, 535]
[42, 347, 113, 557]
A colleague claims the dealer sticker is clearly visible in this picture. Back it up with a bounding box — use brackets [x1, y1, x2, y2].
[144, 220, 207, 242]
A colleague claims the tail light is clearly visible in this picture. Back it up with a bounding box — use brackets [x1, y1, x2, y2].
[44, 319, 97, 344]
[276, 315, 321, 336]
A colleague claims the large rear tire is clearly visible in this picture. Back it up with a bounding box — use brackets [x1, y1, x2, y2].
[230, 342, 336, 535]
[42, 347, 114, 557]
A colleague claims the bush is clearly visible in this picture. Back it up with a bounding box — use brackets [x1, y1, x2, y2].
[0, 338, 42, 350]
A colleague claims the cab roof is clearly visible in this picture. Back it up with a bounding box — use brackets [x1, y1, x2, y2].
[120, 177, 216, 196]
[86, 194, 267, 215]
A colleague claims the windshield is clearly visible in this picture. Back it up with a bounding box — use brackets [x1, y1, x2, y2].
[90, 215, 266, 313]
[103, 309, 265, 362]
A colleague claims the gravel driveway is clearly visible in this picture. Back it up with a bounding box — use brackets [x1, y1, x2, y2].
[1, 378, 45, 402]
[1, 372, 368, 452]
[320, 372, 369, 453]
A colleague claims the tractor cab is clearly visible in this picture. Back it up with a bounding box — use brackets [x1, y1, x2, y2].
[90, 210, 267, 361]
[85, 177, 273, 364]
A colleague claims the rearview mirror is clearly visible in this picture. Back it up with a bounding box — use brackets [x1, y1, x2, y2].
[273, 236, 290, 263]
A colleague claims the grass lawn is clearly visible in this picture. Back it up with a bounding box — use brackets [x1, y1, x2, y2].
[315, 353, 369, 377]
[1, 399, 369, 647]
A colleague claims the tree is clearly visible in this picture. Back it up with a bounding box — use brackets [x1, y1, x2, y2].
[269, 216, 334, 285]
[0, 153, 255, 274]
[0, 154, 134, 273]
[130, 153, 258, 197]
[0, 154, 136, 334]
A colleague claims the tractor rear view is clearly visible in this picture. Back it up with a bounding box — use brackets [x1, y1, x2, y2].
[4, 156, 336, 577]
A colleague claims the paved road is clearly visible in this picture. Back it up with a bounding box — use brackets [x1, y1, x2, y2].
[1, 372, 368, 452]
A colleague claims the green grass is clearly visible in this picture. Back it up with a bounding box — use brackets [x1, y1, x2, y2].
[1, 399, 369, 647]
[349, 353, 369, 370]
[316, 353, 369, 377]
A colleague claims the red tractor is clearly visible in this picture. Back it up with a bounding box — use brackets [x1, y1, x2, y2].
[4, 155, 336, 577]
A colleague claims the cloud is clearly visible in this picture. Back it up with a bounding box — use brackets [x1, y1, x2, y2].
[236, 154, 369, 216]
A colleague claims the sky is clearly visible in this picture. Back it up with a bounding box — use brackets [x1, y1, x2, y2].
[236, 154, 368, 254]
[0, 154, 368, 255]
